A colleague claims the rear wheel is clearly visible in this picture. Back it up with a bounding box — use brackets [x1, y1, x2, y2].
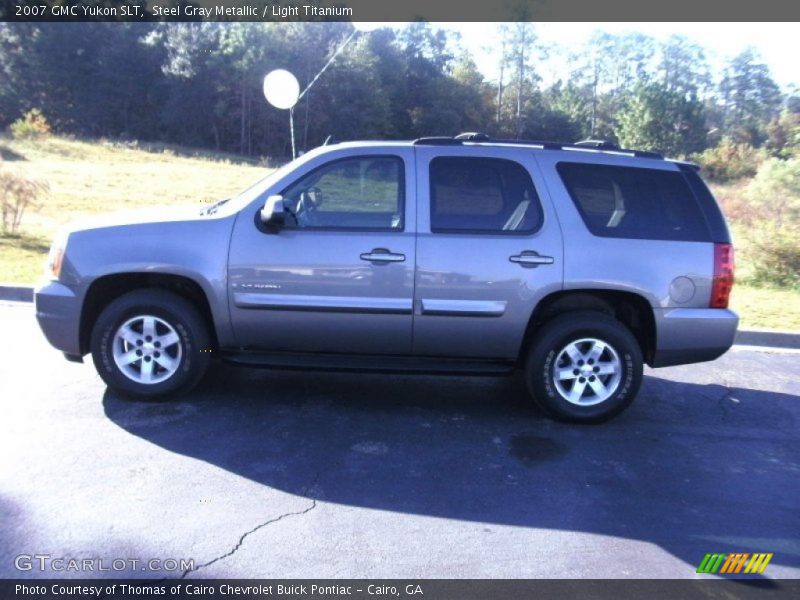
[525, 311, 643, 423]
[90, 289, 211, 399]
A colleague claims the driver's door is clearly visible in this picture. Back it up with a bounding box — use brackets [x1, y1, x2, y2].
[227, 149, 416, 355]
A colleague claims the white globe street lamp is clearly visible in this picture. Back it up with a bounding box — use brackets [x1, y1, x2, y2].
[262, 69, 300, 110]
[263, 69, 301, 159]
[263, 24, 382, 159]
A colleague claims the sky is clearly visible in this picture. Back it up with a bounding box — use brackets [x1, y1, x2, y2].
[431, 22, 800, 91]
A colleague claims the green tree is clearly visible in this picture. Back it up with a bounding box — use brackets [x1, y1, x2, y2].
[395, 22, 455, 137]
[493, 23, 545, 138]
[766, 111, 800, 157]
[546, 80, 593, 139]
[152, 23, 228, 150]
[1, 23, 164, 137]
[563, 31, 656, 139]
[312, 29, 395, 142]
[657, 35, 711, 97]
[719, 48, 782, 145]
[616, 82, 707, 156]
[1, 21, 758, 163]
[450, 53, 495, 133]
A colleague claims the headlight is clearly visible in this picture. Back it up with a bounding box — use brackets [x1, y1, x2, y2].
[45, 232, 68, 281]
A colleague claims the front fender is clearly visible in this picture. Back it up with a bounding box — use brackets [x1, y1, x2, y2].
[61, 215, 237, 348]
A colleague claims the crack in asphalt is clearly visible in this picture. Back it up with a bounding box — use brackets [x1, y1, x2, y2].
[716, 378, 736, 418]
[181, 474, 320, 578]
[718, 378, 733, 400]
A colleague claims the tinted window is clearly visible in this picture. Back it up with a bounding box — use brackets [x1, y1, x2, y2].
[557, 162, 710, 241]
[281, 156, 404, 230]
[430, 157, 543, 233]
[678, 165, 731, 243]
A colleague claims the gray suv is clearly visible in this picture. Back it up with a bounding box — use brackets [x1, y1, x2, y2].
[35, 134, 738, 422]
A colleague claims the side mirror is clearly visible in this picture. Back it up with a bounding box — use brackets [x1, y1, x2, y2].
[260, 194, 285, 227]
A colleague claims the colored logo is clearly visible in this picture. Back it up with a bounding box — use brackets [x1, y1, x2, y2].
[697, 552, 773, 574]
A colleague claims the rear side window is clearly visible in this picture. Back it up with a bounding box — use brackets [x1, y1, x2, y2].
[557, 162, 711, 242]
[430, 157, 543, 233]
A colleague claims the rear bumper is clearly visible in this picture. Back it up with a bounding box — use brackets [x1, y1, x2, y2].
[35, 280, 83, 357]
[651, 308, 739, 367]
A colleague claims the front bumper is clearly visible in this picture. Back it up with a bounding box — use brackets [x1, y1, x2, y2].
[35, 280, 83, 357]
[651, 307, 739, 367]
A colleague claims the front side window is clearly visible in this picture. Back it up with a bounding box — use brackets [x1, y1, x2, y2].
[557, 162, 711, 241]
[281, 156, 404, 230]
[429, 157, 543, 233]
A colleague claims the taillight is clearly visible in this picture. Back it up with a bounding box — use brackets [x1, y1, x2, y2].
[710, 243, 734, 308]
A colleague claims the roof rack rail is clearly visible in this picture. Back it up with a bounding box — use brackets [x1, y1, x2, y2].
[413, 136, 464, 145]
[454, 132, 491, 141]
[413, 133, 663, 159]
[574, 139, 619, 150]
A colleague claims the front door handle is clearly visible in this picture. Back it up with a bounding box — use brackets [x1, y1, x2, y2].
[509, 251, 555, 267]
[360, 248, 406, 263]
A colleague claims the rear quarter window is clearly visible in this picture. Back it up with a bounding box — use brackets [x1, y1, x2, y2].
[557, 162, 711, 242]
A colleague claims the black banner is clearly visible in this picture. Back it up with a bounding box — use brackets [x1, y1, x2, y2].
[3, 0, 800, 22]
[3, 579, 800, 600]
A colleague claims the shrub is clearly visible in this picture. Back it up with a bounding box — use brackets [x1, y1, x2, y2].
[766, 111, 800, 158]
[9, 109, 51, 140]
[735, 157, 800, 289]
[711, 180, 763, 225]
[744, 222, 800, 289]
[0, 170, 48, 235]
[692, 138, 767, 182]
[746, 157, 800, 228]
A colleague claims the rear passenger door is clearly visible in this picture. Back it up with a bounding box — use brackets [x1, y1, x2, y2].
[412, 145, 564, 359]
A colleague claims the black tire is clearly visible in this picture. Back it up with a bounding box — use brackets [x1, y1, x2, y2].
[90, 289, 211, 399]
[525, 310, 643, 423]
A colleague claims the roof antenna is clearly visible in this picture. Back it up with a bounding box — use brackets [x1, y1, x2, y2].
[323, 134, 333, 146]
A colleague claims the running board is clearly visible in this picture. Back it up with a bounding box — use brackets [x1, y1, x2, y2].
[221, 351, 515, 375]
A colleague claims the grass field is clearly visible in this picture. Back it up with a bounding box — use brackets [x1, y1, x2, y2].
[1, 135, 266, 284]
[729, 285, 800, 330]
[1, 135, 798, 330]
[0, 135, 265, 233]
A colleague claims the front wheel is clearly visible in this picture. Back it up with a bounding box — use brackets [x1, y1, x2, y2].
[90, 289, 211, 399]
[525, 311, 643, 423]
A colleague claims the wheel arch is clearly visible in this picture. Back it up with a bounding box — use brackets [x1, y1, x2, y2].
[79, 272, 218, 355]
[520, 289, 656, 365]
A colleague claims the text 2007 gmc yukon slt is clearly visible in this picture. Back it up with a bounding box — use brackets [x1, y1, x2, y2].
[35, 133, 738, 422]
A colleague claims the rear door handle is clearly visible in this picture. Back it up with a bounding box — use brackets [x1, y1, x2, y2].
[509, 251, 555, 267]
[360, 248, 406, 263]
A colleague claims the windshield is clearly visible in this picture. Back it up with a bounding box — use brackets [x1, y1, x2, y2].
[202, 150, 324, 216]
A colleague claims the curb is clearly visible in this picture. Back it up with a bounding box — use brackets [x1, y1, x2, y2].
[0, 284, 33, 303]
[734, 329, 800, 350]
[2, 284, 799, 349]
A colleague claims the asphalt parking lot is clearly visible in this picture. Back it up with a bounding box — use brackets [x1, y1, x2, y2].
[1, 300, 798, 579]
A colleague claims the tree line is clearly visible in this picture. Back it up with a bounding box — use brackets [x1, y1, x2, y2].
[1, 22, 797, 159]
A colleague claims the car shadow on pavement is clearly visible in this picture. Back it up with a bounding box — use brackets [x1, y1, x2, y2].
[0, 495, 26, 574]
[103, 362, 800, 575]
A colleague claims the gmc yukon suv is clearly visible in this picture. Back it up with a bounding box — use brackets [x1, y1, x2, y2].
[35, 134, 738, 422]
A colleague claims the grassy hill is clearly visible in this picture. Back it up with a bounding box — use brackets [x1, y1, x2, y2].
[1, 135, 798, 330]
[0, 135, 266, 282]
